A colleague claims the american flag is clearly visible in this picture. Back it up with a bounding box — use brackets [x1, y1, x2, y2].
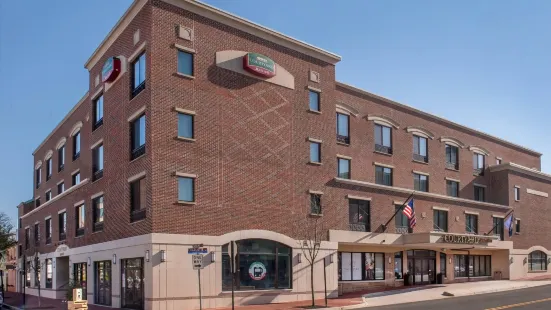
[402, 198, 417, 228]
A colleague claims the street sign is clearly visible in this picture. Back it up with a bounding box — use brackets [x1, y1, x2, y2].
[192, 254, 203, 270]
[188, 247, 208, 254]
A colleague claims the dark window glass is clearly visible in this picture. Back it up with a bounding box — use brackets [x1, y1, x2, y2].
[76, 204, 85, 237]
[413, 136, 428, 162]
[25, 228, 30, 249]
[46, 259, 53, 288]
[178, 177, 195, 202]
[514, 187, 520, 201]
[94, 95, 104, 129]
[73, 131, 81, 160]
[45, 191, 51, 202]
[45, 218, 52, 244]
[493, 217, 504, 240]
[310, 194, 321, 214]
[58, 182, 64, 194]
[466, 214, 478, 234]
[36, 199, 41, 208]
[178, 113, 194, 139]
[130, 177, 146, 222]
[310, 142, 321, 163]
[433, 210, 448, 232]
[375, 166, 392, 186]
[337, 158, 350, 179]
[222, 239, 291, 290]
[348, 199, 370, 232]
[446, 180, 459, 197]
[445, 144, 459, 170]
[93, 196, 104, 227]
[34, 223, 39, 244]
[95, 261, 112, 305]
[413, 173, 428, 192]
[474, 186, 485, 202]
[132, 53, 146, 97]
[515, 219, 521, 234]
[46, 158, 52, 180]
[93, 144, 104, 181]
[58, 146, 65, 171]
[395, 205, 409, 234]
[35, 168, 41, 188]
[59, 212, 66, 240]
[394, 252, 403, 279]
[338, 252, 385, 281]
[336, 113, 349, 144]
[74, 263, 87, 300]
[177, 50, 194, 76]
[473, 153, 485, 175]
[454, 255, 491, 277]
[374, 124, 392, 154]
[72, 172, 81, 186]
[440, 253, 447, 277]
[131, 114, 146, 159]
[309, 90, 320, 111]
[528, 251, 547, 271]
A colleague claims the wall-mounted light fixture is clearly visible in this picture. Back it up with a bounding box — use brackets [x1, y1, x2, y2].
[388, 256, 392, 264]
[145, 250, 150, 262]
[329, 254, 333, 264]
[87, 257, 91, 266]
[211, 251, 216, 262]
[161, 250, 167, 262]
[510, 257, 514, 264]
[548, 258, 551, 264]
[297, 253, 302, 264]
[449, 258, 452, 264]
[113, 254, 117, 265]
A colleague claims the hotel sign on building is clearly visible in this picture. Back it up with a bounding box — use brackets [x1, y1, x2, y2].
[440, 234, 495, 245]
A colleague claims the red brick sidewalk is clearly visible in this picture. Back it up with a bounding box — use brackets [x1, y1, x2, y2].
[2, 291, 104, 310]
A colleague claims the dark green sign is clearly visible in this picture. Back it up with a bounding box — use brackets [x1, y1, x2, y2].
[243, 53, 277, 78]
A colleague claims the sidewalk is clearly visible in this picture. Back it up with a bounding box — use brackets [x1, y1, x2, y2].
[1, 291, 104, 310]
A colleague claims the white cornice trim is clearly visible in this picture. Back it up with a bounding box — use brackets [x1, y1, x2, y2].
[70, 121, 83, 137]
[44, 150, 53, 161]
[55, 137, 67, 150]
[490, 162, 551, 183]
[373, 162, 394, 169]
[366, 115, 400, 129]
[333, 177, 510, 210]
[308, 190, 324, 195]
[413, 170, 429, 176]
[439, 137, 467, 149]
[128, 171, 146, 183]
[464, 210, 480, 215]
[90, 139, 104, 150]
[337, 154, 352, 160]
[336, 103, 359, 117]
[175, 172, 197, 178]
[432, 206, 449, 211]
[91, 192, 104, 200]
[406, 126, 435, 140]
[307, 137, 323, 143]
[173, 107, 196, 115]
[128, 106, 146, 122]
[74, 200, 85, 207]
[474, 183, 487, 188]
[35, 160, 42, 170]
[445, 177, 460, 183]
[335, 82, 541, 157]
[21, 179, 90, 219]
[469, 146, 490, 156]
[346, 195, 371, 201]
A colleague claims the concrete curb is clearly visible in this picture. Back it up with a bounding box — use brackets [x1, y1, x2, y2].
[2, 303, 22, 310]
[321, 302, 369, 310]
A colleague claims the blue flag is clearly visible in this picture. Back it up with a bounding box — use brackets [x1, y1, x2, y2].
[504, 213, 514, 237]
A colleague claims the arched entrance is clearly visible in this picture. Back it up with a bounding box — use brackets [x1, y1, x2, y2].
[407, 250, 436, 285]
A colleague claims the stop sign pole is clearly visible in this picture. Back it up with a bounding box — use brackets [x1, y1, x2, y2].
[230, 241, 237, 310]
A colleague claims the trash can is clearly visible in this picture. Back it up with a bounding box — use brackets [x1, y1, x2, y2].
[436, 273, 443, 284]
[494, 271, 502, 280]
[404, 273, 413, 286]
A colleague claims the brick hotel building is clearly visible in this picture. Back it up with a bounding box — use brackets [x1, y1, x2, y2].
[16, 0, 551, 309]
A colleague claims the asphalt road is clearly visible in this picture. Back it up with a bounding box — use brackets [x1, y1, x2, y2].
[368, 284, 551, 310]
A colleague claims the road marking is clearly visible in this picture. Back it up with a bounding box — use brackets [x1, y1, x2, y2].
[485, 297, 551, 309]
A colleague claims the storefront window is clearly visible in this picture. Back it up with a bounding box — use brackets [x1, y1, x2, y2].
[454, 255, 491, 277]
[222, 239, 291, 291]
[394, 252, 403, 279]
[46, 259, 53, 288]
[440, 253, 446, 277]
[338, 252, 385, 281]
[528, 251, 548, 271]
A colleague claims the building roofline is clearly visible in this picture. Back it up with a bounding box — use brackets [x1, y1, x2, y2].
[336, 82, 542, 157]
[490, 162, 551, 183]
[84, 0, 341, 70]
[32, 92, 89, 156]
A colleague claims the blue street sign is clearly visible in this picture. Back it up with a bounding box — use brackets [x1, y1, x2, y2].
[188, 247, 208, 254]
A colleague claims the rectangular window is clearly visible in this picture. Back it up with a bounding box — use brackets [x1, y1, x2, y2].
[132, 53, 146, 97]
[474, 185, 485, 202]
[375, 166, 392, 186]
[515, 219, 520, 234]
[514, 187, 520, 201]
[374, 124, 392, 154]
[46, 158, 52, 180]
[310, 193, 321, 215]
[446, 180, 459, 197]
[59, 212, 67, 241]
[336, 113, 349, 144]
[395, 205, 409, 234]
[93, 196, 104, 232]
[348, 199, 370, 232]
[433, 210, 448, 232]
[496, 158, 502, 165]
[26, 263, 30, 287]
[94, 95, 104, 129]
[445, 144, 459, 170]
[466, 214, 478, 234]
[46, 259, 53, 288]
[413, 136, 428, 163]
[95, 261, 112, 306]
[338, 252, 384, 281]
[58, 182, 64, 194]
[45, 190, 52, 202]
[454, 255, 491, 277]
[473, 153, 485, 175]
[440, 253, 447, 277]
[177, 50, 194, 76]
[72, 172, 81, 186]
[413, 173, 428, 192]
[45, 218, 52, 244]
[493, 217, 504, 241]
[25, 228, 30, 249]
[36, 198, 41, 208]
[58, 146, 65, 172]
[35, 168, 41, 189]
[76, 204, 85, 237]
[73, 131, 81, 160]
[178, 177, 195, 203]
[337, 158, 351, 179]
[309, 90, 320, 112]
[394, 252, 403, 279]
[310, 142, 321, 163]
[131, 114, 146, 159]
[93, 144, 104, 181]
[34, 223, 39, 245]
[177, 113, 194, 139]
[74, 263, 88, 300]
[130, 177, 146, 222]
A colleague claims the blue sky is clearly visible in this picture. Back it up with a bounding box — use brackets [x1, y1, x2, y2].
[1, 0, 550, 224]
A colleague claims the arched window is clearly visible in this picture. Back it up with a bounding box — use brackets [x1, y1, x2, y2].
[222, 239, 291, 291]
[528, 251, 548, 271]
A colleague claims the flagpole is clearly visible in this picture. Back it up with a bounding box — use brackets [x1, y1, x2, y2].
[382, 192, 414, 232]
[484, 209, 514, 236]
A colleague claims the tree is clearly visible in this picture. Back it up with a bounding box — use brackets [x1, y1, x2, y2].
[0, 212, 17, 252]
[28, 252, 45, 307]
[295, 198, 326, 308]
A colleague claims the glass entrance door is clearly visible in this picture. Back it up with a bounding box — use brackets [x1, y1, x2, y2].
[95, 261, 111, 306]
[411, 258, 435, 285]
[121, 258, 144, 310]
